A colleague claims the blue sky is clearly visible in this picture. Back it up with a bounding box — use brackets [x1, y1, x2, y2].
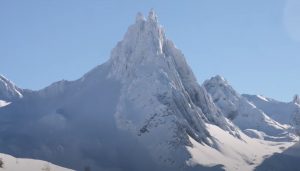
[1, 0, 300, 102]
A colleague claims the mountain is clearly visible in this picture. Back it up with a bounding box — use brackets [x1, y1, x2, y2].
[203, 76, 296, 141]
[0, 11, 298, 171]
[0, 10, 237, 171]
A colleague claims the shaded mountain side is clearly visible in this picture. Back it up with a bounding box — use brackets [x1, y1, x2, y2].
[255, 142, 300, 171]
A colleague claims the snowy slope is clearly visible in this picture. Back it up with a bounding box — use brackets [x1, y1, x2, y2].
[203, 76, 296, 141]
[255, 142, 300, 171]
[187, 124, 296, 171]
[0, 153, 73, 171]
[244, 94, 300, 136]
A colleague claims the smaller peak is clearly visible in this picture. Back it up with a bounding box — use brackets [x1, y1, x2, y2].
[203, 75, 229, 88]
[293, 94, 300, 105]
[209, 75, 227, 84]
[214, 75, 226, 81]
[135, 12, 145, 22]
[148, 9, 158, 22]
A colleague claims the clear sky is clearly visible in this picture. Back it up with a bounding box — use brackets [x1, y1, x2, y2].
[1, 0, 300, 102]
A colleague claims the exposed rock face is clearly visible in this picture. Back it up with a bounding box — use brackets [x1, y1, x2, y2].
[293, 94, 300, 105]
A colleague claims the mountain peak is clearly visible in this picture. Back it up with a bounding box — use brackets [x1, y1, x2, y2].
[108, 10, 167, 80]
[135, 12, 145, 23]
[204, 75, 228, 86]
[293, 94, 300, 105]
[148, 9, 158, 22]
[107, 10, 238, 143]
[204, 75, 241, 116]
[0, 75, 23, 101]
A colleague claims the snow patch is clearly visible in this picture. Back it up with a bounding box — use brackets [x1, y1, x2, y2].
[0, 100, 10, 108]
[0, 153, 73, 171]
[256, 95, 269, 102]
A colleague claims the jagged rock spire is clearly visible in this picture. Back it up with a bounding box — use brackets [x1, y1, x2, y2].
[293, 94, 300, 105]
[108, 10, 238, 141]
[205, 75, 228, 85]
[148, 9, 158, 22]
[109, 10, 166, 80]
[135, 12, 145, 22]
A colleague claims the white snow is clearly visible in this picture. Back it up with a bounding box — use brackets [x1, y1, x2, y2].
[0, 153, 73, 171]
[257, 95, 269, 102]
[187, 124, 297, 171]
[0, 100, 10, 108]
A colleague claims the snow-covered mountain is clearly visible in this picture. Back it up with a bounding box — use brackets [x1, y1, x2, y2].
[0, 10, 236, 171]
[203, 76, 296, 141]
[0, 11, 298, 171]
